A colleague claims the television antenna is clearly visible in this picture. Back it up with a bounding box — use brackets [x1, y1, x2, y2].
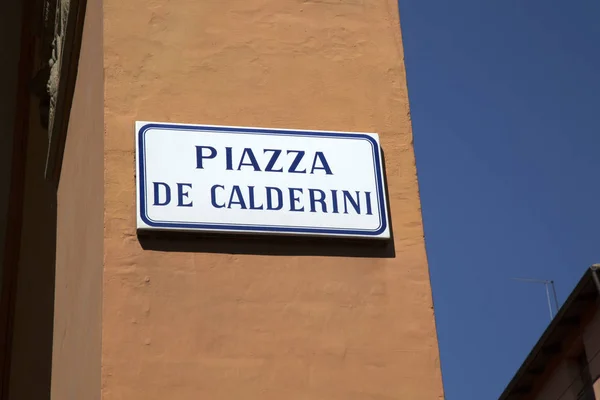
[510, 278, 559, 320]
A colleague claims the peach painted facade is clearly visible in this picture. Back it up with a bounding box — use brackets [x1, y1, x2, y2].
[103, 0, 443, 399]
[0, 0, 444, 398]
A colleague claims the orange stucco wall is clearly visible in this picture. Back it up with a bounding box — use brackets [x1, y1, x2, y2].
[103, 0, 444, 398]
[51, 0, 104, 398]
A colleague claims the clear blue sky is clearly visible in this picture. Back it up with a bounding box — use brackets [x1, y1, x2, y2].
[398, 0, 600, 398]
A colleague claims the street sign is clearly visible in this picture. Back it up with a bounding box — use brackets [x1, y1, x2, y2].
[136, 121, 389, 239]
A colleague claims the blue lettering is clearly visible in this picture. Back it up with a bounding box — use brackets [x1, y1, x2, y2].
[266, 187, 283, 210]
[287, 150, 306, 173]
[237, 148, 261, 171]
[310, 152, 333, 175]
[342, 190, 361, 214]
[153, 182, 171, 206]
[176, 183, 193, 207]
[196, 146, 217, 169]
[248, 186, 264, 210]
[331, 190, 339, 214]
[365, 191, 373, 215]
[225, 147, 233, 170]
[288, 188, 304, 212]
[308, 189, 327, 213]
[228, 185, 247, 209]
[211, 185, 225, 208]
[264, 149, 283, 172]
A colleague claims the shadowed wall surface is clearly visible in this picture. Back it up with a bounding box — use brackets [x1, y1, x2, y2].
[0, 0, 21, 295]
[51, 0, 103, 397]
[103, 0, 444, 398]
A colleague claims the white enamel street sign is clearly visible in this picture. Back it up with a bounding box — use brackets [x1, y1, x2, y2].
[136, 121, 390, 239]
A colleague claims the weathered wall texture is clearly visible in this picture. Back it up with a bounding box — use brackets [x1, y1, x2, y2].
[51, 0, 103, 398]
[103, 0, 443, 398]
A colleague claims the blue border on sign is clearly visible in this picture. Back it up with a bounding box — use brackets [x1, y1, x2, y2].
[137, 123, 388, 236]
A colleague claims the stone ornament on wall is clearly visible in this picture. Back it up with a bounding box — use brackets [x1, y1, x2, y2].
[47, 0, 70, 138]
[31, 0, 87, 183]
